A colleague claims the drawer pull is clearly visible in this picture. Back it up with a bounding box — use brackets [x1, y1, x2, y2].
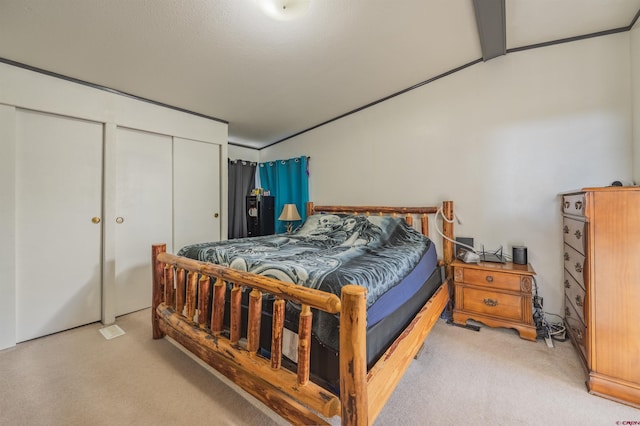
[564, 201, 570, 209]
[564, 279, 570, 289]
[575, 295, 583, 307]
[574, 229, 582, 239]
[571, 326, 583, 342]
[485, 275, 494, 283]
[574, 263, 582, 273]
[575, 201, 583, 211]
[563, 225, 569, 234]
[564, 252, 570, 261]
[483, 298, 498, 307]
[565, 307, 571, 317]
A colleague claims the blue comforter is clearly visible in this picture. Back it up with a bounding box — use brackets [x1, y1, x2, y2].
[177, 213, 432, 351]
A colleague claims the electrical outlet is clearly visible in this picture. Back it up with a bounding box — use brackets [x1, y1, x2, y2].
[533, 296, 543, 307]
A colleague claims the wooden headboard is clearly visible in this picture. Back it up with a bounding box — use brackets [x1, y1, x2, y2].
[306, 201, 455, 267]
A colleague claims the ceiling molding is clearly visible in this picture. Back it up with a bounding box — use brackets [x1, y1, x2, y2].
[0, 57, 228, 125]
[630, 7, 640, 27]
[506, 26, 630, 54]
[261, 58, 484, 149]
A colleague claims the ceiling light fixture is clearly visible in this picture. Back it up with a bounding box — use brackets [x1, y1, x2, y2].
[256, 0, 311, 21]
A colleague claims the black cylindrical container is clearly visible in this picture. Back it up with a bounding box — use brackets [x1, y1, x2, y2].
[512, 246, 528, 265]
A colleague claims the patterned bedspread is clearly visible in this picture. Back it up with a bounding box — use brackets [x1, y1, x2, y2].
[177, 213, 432, 351]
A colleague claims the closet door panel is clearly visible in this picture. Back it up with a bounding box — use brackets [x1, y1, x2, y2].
[115, 127, 172, 316]
[173, 137, 221, 250]
[15, 109, 103, 342]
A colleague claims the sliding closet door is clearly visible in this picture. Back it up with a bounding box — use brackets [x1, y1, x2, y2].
[114, 127, 172, 316]
[173, 137, 221, 250]
[15, 109, 103, 342]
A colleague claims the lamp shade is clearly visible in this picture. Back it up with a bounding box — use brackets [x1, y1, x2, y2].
[278, 204, 301, 221]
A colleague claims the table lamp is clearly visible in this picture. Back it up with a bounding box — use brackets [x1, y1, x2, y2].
[278, 203, 301, 233]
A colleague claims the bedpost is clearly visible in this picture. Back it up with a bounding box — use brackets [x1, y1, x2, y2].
[340, 285, 368, 426]
[152, 243, 166, 339]
[442, 201, 454, 267]
[441, 201, 455, 317]
[306, 201, 315, 217]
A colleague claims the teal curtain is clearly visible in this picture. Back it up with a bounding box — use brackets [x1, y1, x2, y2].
[259, 156, 309, 234]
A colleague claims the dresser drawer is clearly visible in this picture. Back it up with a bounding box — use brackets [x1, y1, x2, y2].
[563, 243, 586, 288]
[564, 270, 585, 324]
[456, 268, 522, 292]
[460, 287, 522, 321]
[565, 296, 586, 358]
[562, 193, 586, 216]
[563, 216, 586, 254]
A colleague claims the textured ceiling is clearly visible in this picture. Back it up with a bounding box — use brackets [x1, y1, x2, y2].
[0, 0, 639, 149]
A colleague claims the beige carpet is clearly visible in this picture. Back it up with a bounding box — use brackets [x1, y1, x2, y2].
[1, 309, 638, 425]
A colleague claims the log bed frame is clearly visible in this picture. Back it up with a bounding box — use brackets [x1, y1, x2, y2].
[151, 201, 454, 425]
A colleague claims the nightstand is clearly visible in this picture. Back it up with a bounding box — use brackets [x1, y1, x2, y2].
[452, 260, 537, 341]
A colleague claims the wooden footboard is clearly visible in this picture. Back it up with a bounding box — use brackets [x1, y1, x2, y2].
[152, 201, 454, 425]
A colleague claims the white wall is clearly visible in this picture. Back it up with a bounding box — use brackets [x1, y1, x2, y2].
[229, 144, 260, 162]
[260, 33, 633, 317]
[632, 21, 640, 182]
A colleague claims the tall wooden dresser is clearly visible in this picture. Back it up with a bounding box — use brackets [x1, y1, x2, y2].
[561, 187, 640, 408]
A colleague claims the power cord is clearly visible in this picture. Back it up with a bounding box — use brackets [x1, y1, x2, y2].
[543, 312, 568, 342]
[435, 206, 473, 250]
[532, 277, 567, 343]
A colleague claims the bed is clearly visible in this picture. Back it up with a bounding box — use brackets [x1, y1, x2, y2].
[151, 201, 454, 425]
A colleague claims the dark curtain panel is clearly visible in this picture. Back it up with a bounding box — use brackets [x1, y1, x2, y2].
[228, 159, 256, 239]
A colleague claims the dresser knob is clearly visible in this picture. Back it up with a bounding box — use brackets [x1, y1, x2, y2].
[483, 298, 498, 307]
[563, 225, 569, 234]
[571, 326, 582, 341]
[564, 279, 570, 288]
[485, 275, 494, 283]
[564, 201, 570, 209]
[575, 295, 583, 307]
[575, 263, 582, 273]
[564, 252, 570, 261]
[575, 201, 583, 211]
[565, 307, 571, 317]
[574, 230, 582, 239]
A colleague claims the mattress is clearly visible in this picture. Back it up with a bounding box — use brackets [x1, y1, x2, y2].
[367, 241, 438, 327]
[222, 250, 443, 394]
[307, 263, 444, 393]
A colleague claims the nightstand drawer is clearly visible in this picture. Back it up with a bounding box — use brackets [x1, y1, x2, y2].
[564, 271, 585, 324]
[563, 243, 586, 288]
[563, 216, 586, 254]
[460, 287, 522, 321]
[457, 268, 521, 292]
[562, 193, 586, 216]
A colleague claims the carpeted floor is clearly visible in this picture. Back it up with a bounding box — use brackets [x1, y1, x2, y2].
[1, 308, 638, 425]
